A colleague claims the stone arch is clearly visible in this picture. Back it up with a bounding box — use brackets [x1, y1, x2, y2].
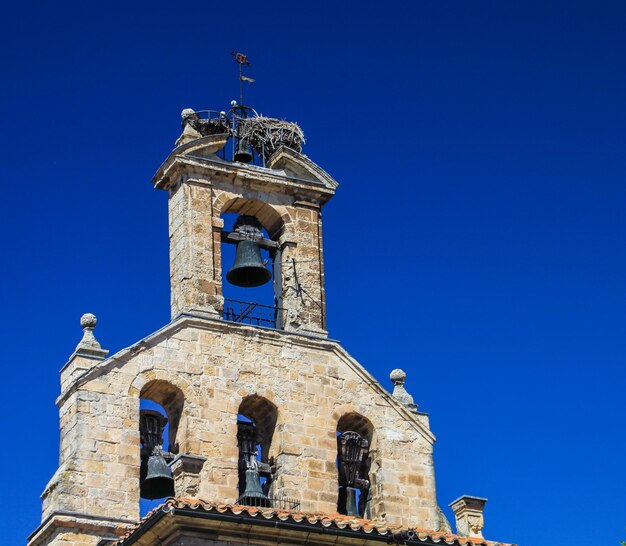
[129, 368, 194, 398]
[235, 394, 279, 500]
[215, 194, 292, 240]
[217, 195, 295, 328]
[337, 412, 374, 445]
[332, 406, 379, 450]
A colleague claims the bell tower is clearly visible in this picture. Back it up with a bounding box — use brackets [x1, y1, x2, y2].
[156, 105, 337, 336]
[28, 87, 514, 546]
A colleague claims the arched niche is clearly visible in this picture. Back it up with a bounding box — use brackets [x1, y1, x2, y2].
[218, 197, 292, 329]
[336, 412, 375, 517]
[337, 412, 374, 445]
[236, 395, 278, 501]
[140, 380, 185, 454]
[238, 394, 278, 462]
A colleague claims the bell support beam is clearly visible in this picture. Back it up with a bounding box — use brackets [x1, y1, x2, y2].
[221, 230, 278, 249]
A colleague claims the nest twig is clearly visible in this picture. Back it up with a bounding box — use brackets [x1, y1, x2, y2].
[239, 117, 305, 158]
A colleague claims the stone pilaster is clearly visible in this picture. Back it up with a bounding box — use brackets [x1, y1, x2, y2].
[280, 201, 327, 335]
[169, 178, 220, 319]
[170, 454, 207, 497]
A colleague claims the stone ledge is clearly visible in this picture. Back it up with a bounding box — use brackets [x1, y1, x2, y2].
[60, 349, 109, 375]
[170, 453, 207, 475]
[153, 154, 336, 203]
[28, 511, 137, 546]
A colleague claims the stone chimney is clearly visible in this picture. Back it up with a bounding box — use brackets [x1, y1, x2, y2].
[449, 495, 487, 539]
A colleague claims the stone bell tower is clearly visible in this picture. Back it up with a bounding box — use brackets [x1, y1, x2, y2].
[158, 106, 336, 336]
[28, 100, 513, 546]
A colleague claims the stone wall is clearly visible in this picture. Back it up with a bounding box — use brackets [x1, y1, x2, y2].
[39, 316, 439, 538]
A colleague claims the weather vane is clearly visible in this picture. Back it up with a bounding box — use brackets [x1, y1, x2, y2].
[231, 51, 255, 106]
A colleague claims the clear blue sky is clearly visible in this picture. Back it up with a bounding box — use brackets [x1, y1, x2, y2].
[2, 1, 625, 545]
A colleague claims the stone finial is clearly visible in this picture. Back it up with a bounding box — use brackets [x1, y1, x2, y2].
[390, 368, 418, 413]
[76, 313, 102, 351]
[176, 108, 202, 146]
[449, 495, 487, 539]
[181, 108, 197, 123]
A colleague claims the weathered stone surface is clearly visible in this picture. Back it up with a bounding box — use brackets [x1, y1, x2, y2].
[27, 512, 134, 546]
[38, 315, 439, 537]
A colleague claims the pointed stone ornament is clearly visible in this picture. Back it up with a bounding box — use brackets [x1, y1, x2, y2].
[61, 313, 109, 393]
[390, 369, 418, 413]
[76, 313, 102, 351]
[73, 313, 108, 360]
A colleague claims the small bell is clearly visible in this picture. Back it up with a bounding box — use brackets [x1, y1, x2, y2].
[234, 138, 253, 163]
[239, 455, 270, 507]
[141, 446, 175, 500]
[139, 410, 175, 500]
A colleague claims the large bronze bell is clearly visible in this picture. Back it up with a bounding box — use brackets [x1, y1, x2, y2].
[140, 446, 175, 500]
[234, 138, 253, 163]
[227, 239, 272, 287]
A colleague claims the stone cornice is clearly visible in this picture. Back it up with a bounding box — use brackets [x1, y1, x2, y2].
[266, 145, 339, 189]
[152, 150, 336, 204]
[27, 511, 136, 546]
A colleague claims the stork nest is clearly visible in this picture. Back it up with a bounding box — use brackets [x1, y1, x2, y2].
[196, 117, 230, 135]
[182, 109, 230, 137]
[186, 116, 229, 136]
[238, 117, 305, 158]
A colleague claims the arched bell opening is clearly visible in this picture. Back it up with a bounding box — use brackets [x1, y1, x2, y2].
[138, 381, 185, 515]
[236, 395, 278, 507]
[220, 199, 286, 330]
[336, 413, 374, 518]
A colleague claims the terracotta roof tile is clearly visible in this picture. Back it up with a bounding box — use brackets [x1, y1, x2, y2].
[116, 498, 516, 546]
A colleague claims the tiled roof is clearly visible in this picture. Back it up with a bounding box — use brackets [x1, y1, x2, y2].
[117, 498, 516, 546]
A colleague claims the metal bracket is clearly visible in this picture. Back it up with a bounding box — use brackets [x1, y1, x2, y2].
[221, 230, 278, 250]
